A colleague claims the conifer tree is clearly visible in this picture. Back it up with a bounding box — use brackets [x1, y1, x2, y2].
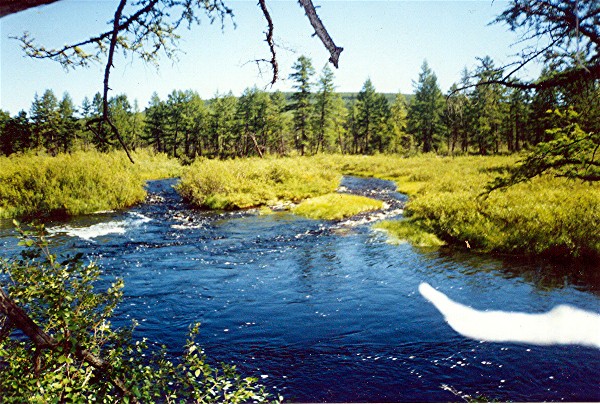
[407, 61, 445, 153]
[313, 64, 337, 153]
[289, 55, 315, 155]
[143, 92, 168, 154]
[390, 93, 411, 154]
[267, 91, 291, 155]
[208, 92, 238, 158]
[57, 92, 78, 153]
[470, 56, 507, 154]
[30, 89, 60, 153]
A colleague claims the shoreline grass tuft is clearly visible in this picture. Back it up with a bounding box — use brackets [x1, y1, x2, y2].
[292, 193, 384, 221]
[177, 157, 341, 210]
[374, 219, 445, 247]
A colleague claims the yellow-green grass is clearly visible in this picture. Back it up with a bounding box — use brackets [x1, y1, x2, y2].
[177, 157, 341, 210]
[292, 193, 383, 220]
[321, 153, 598, 259]
[178, 153, 599, 258]
[0, 149, 182, 219]
[374, 219, 445, 247]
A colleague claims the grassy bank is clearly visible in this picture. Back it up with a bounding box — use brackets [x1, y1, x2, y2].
[327, 154, 599, 260]
[0, 149, 182, 219]
[177, 157, 341, 210]
[293, 193, 383, 220]
[6, 151, 597, 259]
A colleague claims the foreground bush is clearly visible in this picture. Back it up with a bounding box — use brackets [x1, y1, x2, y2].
[177, 157, 341, 209]
[0, 225, 276, 403]
[0, 149, 182, 219]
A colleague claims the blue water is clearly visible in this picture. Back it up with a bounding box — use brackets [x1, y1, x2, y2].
[1, 177, 599, 402]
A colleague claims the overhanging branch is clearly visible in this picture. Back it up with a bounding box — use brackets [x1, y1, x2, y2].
[0, 0, 59, 18]
[257, 0, 278, 85]
[297, 0, 343, 68]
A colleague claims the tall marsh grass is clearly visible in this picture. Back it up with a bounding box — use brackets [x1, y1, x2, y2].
[292, 193, 383, 220]
[0, 149, 182, 219]
[326, 154, 599, 259]
[177, 157, 341, 209]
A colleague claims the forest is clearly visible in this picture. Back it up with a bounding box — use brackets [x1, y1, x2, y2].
[2, 55, 598, 161]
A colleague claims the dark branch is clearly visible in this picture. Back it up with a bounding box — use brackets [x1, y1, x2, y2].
[0, 287, 136, 400]
[297, 0, 343, 68]
[0, 0, 59, 18]
[99, 0, 135, 164]
[257, 0, 277, 85]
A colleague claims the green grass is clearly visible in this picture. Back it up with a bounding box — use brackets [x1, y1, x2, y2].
[374, 219, 445, 247]
[6, 150, 595, 260]
[0, 149, 182, 219]
[292, 193, 383, 220]
[177, 157, 341, 210]
[178, 153, 599, 259]
[320, 154, 599, 260]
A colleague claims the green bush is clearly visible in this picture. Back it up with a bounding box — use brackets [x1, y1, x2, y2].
[374, 219, 445, 247]
[330, 154, 599, 259]
[177, 157, 341, 209]
[0, 225, 276, 403]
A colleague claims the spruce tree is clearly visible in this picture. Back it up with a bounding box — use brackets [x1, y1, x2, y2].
[407, 61, 445, 153]
[289, 55, 315, 155]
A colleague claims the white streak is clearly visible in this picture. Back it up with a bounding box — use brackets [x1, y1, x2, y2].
[49, 212, 151, 241]
[419, 283, 600, 349]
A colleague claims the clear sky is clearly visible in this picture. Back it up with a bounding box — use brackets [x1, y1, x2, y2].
[0, 0, 538, 115]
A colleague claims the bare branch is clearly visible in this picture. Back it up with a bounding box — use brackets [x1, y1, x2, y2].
[297, 0, 343, 68]
[257, 0, 277, 85]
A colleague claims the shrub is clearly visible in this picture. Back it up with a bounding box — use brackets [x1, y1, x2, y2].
[0, 225, 276, 403]
[177, 157, 341, 210]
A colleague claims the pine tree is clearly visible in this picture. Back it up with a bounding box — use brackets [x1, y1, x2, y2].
[470, 56, 507, 154]
[390, 93, 411, 154]
[0, 110, 13, 155]
[312, 64, 336, 153]
[208, 92, 238, 158]
[30, 89, 60, 153]
[57, 92, 78, 153]
[289, 55, 315, 155]
[143, 92, 168, 153]
[444, 84, 468, 155]
[266, 91, 291, 155]
[330, 95, 348, 154]
[407, 61, 445, 153]
[235, 87, 271, 157]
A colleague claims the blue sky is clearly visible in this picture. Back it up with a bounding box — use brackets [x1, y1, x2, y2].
[0, 0, 538, 114]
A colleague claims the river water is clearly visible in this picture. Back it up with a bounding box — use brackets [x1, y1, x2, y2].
[1, 177, 599, 402]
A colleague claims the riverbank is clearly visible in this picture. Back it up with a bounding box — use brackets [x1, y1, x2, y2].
[3, 152, 598, 260]
[0, 149, 182, 219]
[328, 154, 600, 261]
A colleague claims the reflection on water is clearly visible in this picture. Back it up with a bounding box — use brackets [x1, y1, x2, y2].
[435, 249, 600, 295]
[0, 177, 599, 402]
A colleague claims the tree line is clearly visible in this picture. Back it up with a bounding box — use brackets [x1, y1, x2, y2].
[1, 55, 598, 160]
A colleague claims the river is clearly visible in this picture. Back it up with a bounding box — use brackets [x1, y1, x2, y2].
[1, 177, 599, 402]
